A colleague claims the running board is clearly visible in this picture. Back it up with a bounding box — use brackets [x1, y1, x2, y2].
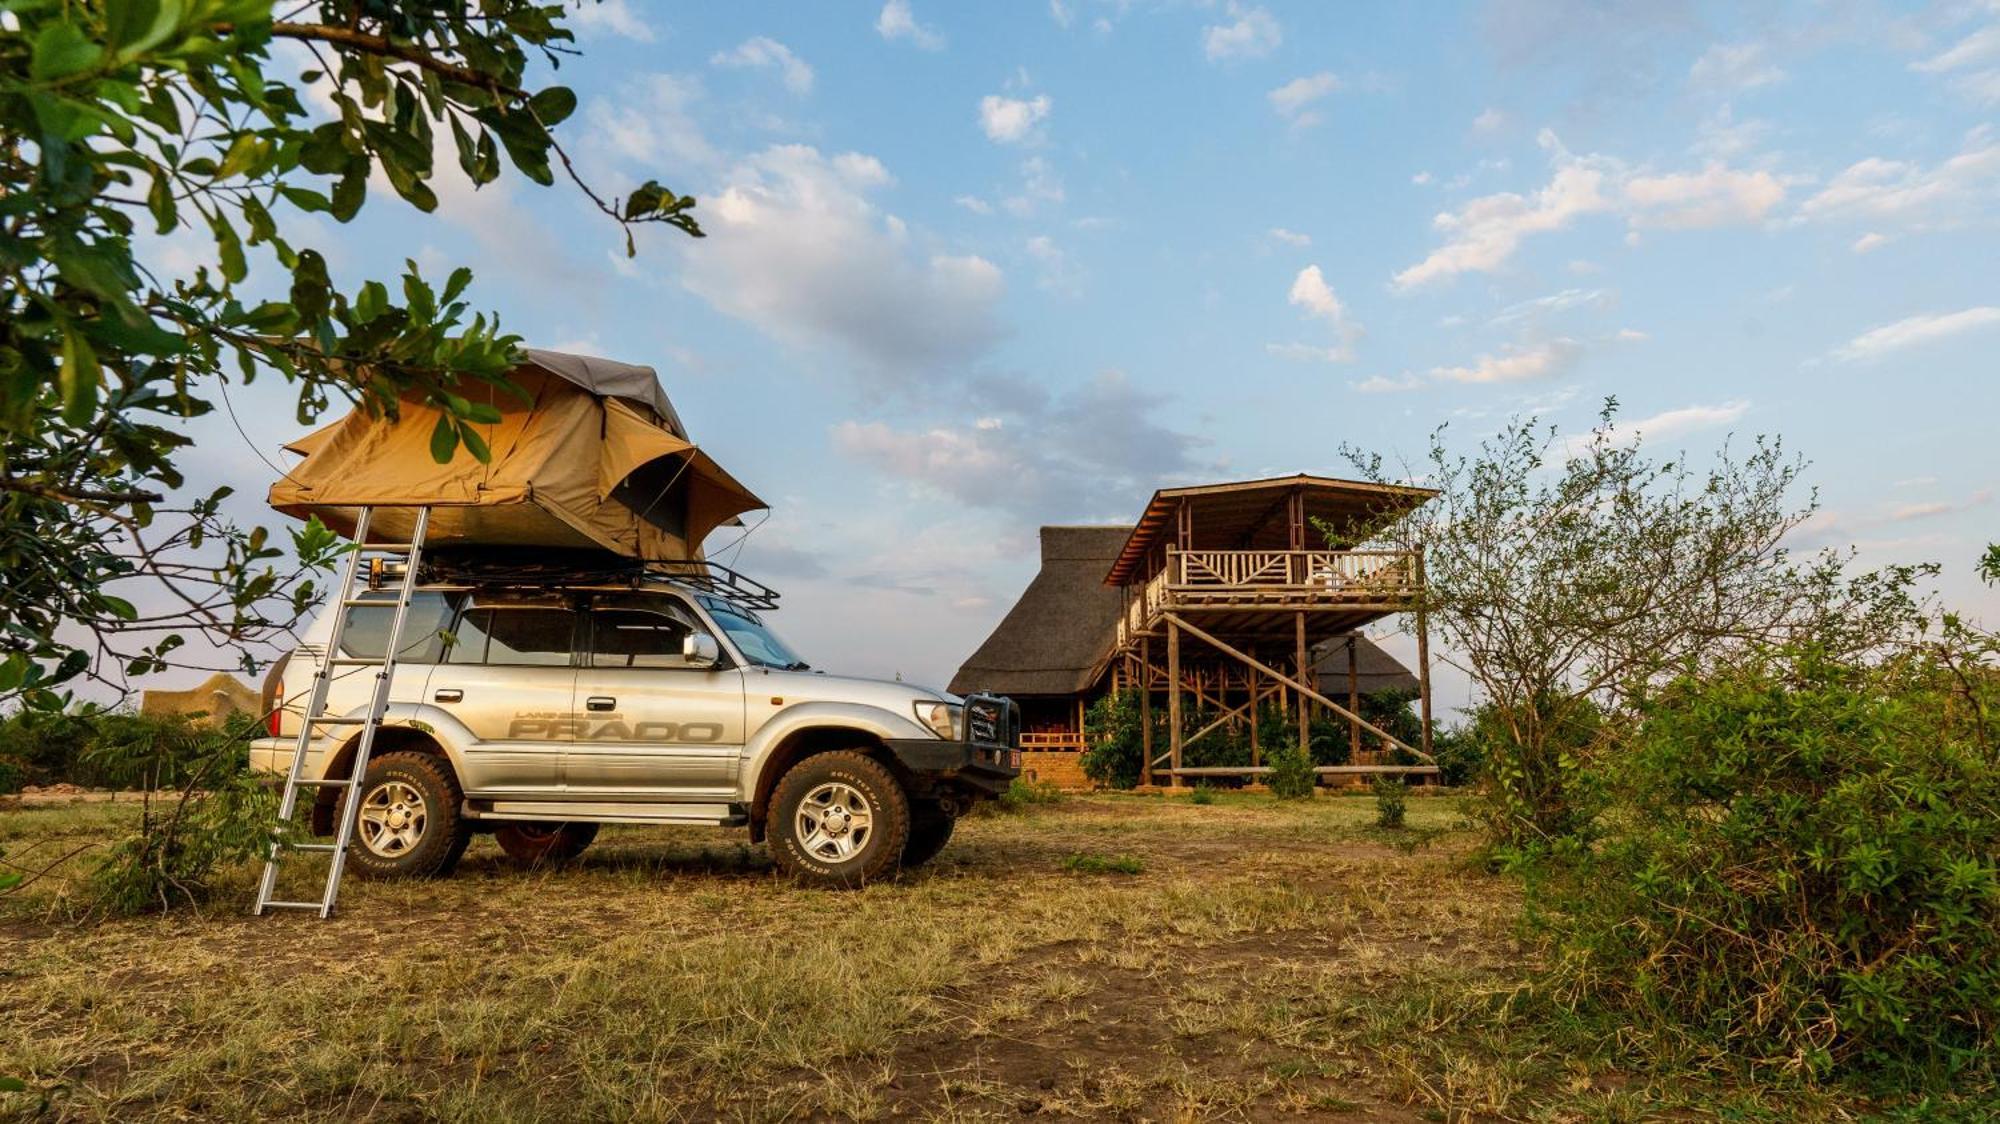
[474, 800, 746, 827]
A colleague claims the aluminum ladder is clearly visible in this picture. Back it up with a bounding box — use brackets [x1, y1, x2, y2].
[253, 506, 431, 919]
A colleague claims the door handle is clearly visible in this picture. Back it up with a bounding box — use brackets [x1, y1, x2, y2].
[586, 696, 616, 712]
[433, 689, 462, 703]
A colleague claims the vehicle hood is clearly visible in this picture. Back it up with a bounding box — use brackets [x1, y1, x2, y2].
[750, 667, 957, 710]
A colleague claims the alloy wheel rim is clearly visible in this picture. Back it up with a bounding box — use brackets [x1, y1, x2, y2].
[357, 780, 427, 858]
[795, 781, 873, 862]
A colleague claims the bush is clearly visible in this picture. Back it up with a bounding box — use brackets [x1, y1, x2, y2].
[0, 755, 22, 796]
[1080, 691, 1147, 789]
[994, 777, 1064, 811]
[1188, 784, 1216, 805]
[1371, 776, 1407, 829]
[1533, 644, 2000, 1083]
[1061, 852, 1143, 875]
[83, 713, 286, 915]
[0, 708, 258, 790]
[1264, 738, 1315, 799]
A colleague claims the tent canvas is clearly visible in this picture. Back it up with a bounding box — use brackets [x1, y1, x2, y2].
[268, 350, 762, 561]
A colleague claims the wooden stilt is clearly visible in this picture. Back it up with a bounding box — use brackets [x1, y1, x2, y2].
[1415, 545, 1435, 768]
[1249, 659, 1262, 768]
[1294, 611, 1309, 755]
[1140, 635, 1154, 787]
[1347, 635, 1361, 762]
[1167, 618, 1183, 786]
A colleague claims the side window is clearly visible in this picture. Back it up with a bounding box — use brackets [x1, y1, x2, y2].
[338, 591, 451, 663]
[590, 607, 698, 668]
[444, 607, 576, 666]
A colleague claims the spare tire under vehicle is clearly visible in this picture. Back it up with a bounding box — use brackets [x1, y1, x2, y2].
[495, 821, 599, 864]
[767, 751, 911, 888]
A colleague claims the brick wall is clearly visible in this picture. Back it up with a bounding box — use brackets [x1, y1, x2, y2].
[1020, 751, 1093, 791]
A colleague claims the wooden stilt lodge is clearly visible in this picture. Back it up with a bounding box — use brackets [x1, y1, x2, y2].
[953, 474, 1438, 789]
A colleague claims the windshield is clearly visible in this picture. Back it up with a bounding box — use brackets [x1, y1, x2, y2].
[698, 595, 809, 670]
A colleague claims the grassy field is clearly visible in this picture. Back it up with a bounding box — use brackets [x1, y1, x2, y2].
[0, 791, 1941, 1121]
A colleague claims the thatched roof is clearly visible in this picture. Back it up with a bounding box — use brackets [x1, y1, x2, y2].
[953, 524, 1418, 699]
[1312, 635, 1419, 697]
[951, 526, 1130, 697]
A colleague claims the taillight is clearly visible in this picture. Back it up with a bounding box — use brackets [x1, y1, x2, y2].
[268, 679, 284, 737]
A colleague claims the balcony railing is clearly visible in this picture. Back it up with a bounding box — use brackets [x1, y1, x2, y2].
[1021, 731, 1087, 752]
[1117, 549, 1419, 646]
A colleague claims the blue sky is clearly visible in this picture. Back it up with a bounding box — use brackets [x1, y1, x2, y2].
[176, 0, 2000, 706]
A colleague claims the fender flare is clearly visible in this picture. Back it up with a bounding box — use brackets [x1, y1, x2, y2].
[739, 702, 933, 793]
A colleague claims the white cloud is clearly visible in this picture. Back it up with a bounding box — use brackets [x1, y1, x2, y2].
[1351, 373, 1424, 393]
[711, 37, 814, 94]
[1394, 132, 1788, 289]
[681, 145, 1005, 378]
[1269, 265, 1359, 362]
[1624, 164, 1786, 229]
[1267, 227, 1311, 248]
[832, 371, 1209, 515]
[1471, 107, 1508, 135]
[1025, 234, 1083, 296]
[978, 94, 1052, 144]
[1268, 72, 1339, 125]
[1429, 338, 1582, 384]
[1487, 287, 1611, 326]
[1852, 231, 1890, 253]
[567, 0, 656, 43]
[1203, 3, 1281, 62]
[1393, 138, 1613, 290]
[877, 0, 945, 50]
[1889, 490, 1991, 521]
[1690, 42, 1786, 92]
[1623, 400, 1750, 440]
[1828, 306, 2000, 362]
[954, 195, 993, 215]
[584, 73, 720, 173]
[1412, 171, 1433, 185]
[1001, 156, 1064, 215]
[1913, 24, 2000, 74]
[1691, 104, 1774, 161]
[1798, 127, 2000, 228]
[1049, 0, 1074, 29]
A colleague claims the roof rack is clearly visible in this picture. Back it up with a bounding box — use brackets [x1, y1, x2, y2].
[416, 549, 781, 611]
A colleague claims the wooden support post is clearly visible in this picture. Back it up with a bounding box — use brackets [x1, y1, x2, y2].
[1415, 544, 1435, 766]
[1140, 635, 1154, 787]
[1347, 635, 1361, 761]
[1294, 611, 1309, 756]
[1249, 658, 1261, 768]
[1167, 618, 1183, 786]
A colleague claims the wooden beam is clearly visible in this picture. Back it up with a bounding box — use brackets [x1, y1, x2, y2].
[1165, 765, 1441, 777]
[1140, 635, 1153, 787]
[1248, 655, 1261, 768]
[1162, 613, 1435, 763]
[1415, 544, 1434, 764]
[1294, 611, 1309, 756]
[1347, 635, 1361, 761]
[1166, 617, 1183, 786]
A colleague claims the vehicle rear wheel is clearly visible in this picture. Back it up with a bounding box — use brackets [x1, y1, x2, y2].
[495, 821, 599, 865]
[901, 803, 955, 870]
[768, 751, 910, 889]
[340, 751, 470, 879]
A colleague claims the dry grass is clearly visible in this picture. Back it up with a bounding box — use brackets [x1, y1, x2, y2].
[0, 791, 1920, 1121]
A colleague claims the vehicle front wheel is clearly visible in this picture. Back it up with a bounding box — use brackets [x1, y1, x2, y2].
[768, 751, 910, 889]
[340, 751, 471, 879]
[901, 804, 956, 870]
[495, 821, 599, 865]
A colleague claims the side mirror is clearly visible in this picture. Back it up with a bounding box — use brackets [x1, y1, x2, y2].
[683, 631, 722, 668]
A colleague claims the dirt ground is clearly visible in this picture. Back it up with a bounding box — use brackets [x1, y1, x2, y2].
[0, 792, 1900, 1121]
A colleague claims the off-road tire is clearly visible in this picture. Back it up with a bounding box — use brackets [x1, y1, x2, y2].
[901, 803, 956, 870]
[768, 751, 910, 889]
[339, 751, 471, 879]
[494, 821, 599, 865]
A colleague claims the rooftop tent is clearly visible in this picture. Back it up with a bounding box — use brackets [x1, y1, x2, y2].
[268, 349, 764, 560]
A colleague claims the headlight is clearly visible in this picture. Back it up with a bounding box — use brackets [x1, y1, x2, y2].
[913, 701, 963, 740]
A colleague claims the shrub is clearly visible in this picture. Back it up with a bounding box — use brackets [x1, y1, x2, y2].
[1080, 691, 1148, 789]
[0, 755, 22, 796]
[83, 713, 287, 915]
[1264, 738, 1315, 800]
[1061, 852, 1143, 875]
[1188, 784, 1216, 805]
[1533, 644, 2000, 1083]
[1371, 776, 1408, 829]
[995, 777, 1064, 811]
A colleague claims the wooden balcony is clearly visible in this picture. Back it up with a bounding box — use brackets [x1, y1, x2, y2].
[1116, 548, 1421, 647]
[1020, 731, 1087, 752]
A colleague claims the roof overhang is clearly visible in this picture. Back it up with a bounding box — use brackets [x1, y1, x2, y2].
[1104, 474, 1437, 586]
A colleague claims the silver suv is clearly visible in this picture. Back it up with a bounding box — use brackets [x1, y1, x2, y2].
[251, 569, 1020, 888]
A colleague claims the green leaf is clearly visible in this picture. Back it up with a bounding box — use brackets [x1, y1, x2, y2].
[100, 595, 139, 621]
[31, 22, 104, 82]
[278, 185, 330, 213]
[146, 166, 176, 233]
[459, 422, 491, 463]
[527, 86, 578, 127]
[60, 330, 102, 425]
[429, 413, 459, 463]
